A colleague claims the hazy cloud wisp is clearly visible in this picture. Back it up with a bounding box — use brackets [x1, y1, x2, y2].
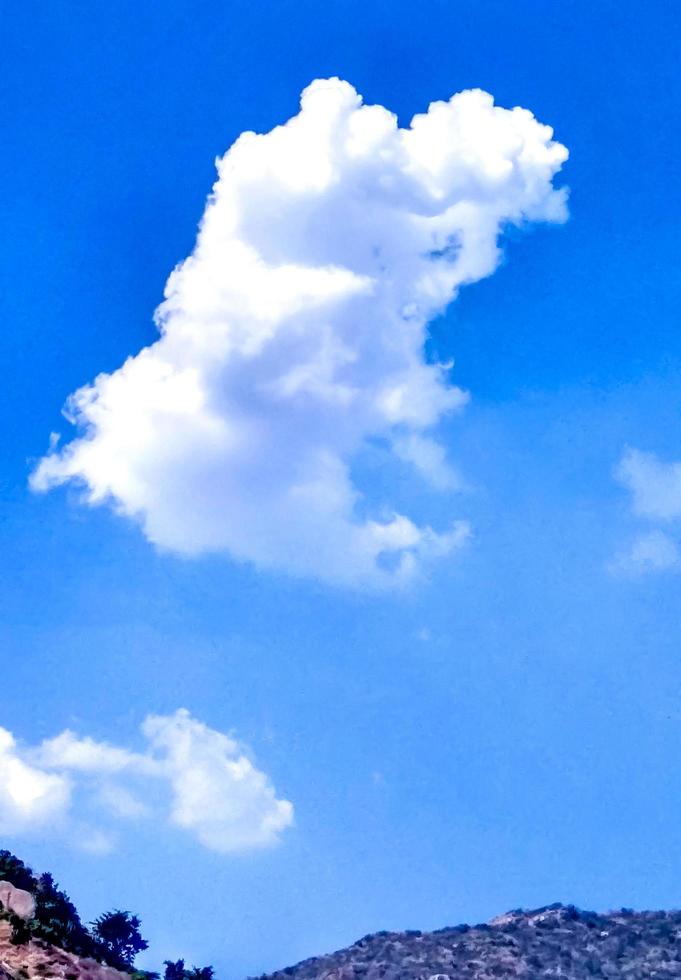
[612, 448, 681, 575]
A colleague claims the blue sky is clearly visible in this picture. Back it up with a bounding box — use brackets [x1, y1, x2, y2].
[3, 0, 681, 977]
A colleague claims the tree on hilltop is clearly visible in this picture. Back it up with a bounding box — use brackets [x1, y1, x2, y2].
[164, 958, 215, 980]
[92, 909, 149, 969]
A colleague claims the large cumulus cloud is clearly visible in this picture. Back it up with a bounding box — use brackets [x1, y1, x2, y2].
[32, 79, 568, 586]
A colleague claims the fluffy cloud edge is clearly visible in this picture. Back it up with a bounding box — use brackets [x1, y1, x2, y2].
[1, 710, 293, 855]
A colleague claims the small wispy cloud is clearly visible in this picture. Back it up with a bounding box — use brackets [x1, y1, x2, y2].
[0, 710, 293, 855]
[31, 78, 568, 588]
[616, 448, 681, 521]
[609, 529, 681, 577]
[612, 448, 681, 576]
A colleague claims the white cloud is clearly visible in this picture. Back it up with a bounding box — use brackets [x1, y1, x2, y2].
[97, 783, 151, 819]
[610, 529, 681, 576]
[77, 826, 117, 856]
[393, 433, 463, 491]
[36, 730, 157, 775]
[616, 448, 681, 521]
[2, 710, 293, 855]
[0, 727, 71, 835]
[31, 78, 568, 587]
[612, 448, 681, 576]
[142, 710, 293, 853]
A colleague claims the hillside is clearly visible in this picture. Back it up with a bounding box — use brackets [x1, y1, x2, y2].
[3, 849, 681, 980]
[0, 920, 131, 980]
[0, 850, 214, 980]
[256, 904, 681, 980]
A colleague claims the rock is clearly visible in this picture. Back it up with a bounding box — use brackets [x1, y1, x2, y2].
[0, 881, 36, 920]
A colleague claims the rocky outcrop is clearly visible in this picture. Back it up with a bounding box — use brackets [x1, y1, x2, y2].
[0, 882, 36, 920]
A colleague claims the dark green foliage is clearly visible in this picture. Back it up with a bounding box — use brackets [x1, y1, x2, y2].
[33, 872, 98, 958]
[164, 959, 214, 980]
[0, 852, 37, 893]
[91, 910, 149, 970]
[188, 968, 214, 980]
[164, 961, 187, 980]
[9, 915, 32, 947]
[0, 911, 32, 947]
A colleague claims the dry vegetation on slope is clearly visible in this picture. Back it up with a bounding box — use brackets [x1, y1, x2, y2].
[0, 922, 130, 980]
[256, 904, 681, 980]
